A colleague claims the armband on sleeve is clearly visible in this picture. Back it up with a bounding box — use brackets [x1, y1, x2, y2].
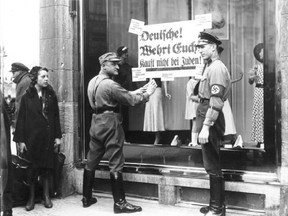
[203, 107, 219, 126]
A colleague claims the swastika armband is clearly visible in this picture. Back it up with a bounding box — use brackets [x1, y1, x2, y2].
[210, 84, 225, 97]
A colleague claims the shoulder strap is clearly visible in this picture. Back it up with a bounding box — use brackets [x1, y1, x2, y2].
[92, 77, 109, 108]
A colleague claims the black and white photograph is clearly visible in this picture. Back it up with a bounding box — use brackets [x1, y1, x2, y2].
[0, 0, 285, 216]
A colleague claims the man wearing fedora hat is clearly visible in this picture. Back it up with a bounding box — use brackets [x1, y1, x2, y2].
[83, 52, 157, 213]
[9, 62, 31, 123]
[195, 31, 231, 216]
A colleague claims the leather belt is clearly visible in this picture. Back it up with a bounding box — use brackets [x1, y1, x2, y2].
[255, 83, 264, 88]
[199, 98, 209, 103]
[94, 107, 119, 114]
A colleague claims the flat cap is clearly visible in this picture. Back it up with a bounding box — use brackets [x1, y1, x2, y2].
[197, 31, 222, 46]
[116, 46, 128, 56]
[99, 52, 121, 65]
[10, 62, 29, 72]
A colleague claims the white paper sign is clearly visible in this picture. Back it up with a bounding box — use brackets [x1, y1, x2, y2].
[195, 13, 212, 30]
[132, 67, 146, 82]
[161, 72, 174, 81]
[138, 20, 203, 79]
[129, 19, 145, 35]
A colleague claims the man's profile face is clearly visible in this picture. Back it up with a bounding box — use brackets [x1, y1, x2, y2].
[12, 70, 21, 79]
[197, 43, 214, 61]
[119, 52, 128, 64]
[104, 61, 119, 76]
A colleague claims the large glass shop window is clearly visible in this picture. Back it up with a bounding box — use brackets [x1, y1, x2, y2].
[84, 0, 276, 173]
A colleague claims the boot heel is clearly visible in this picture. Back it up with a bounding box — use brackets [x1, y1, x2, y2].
[44, 196, 53, 208]
[25, 198, 35, 211]
[25, 204, 35, 211]
[82, 197, 97, 208]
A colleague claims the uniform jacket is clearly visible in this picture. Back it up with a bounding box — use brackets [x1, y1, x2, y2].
[13, 84, 62, 168]
[87, 73, 148, 111]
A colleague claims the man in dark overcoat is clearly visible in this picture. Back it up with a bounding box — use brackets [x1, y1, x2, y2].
[9, 62, 31, 123]
[0, 90, 13, 216]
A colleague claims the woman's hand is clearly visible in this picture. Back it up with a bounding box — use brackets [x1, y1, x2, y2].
[17, 142, 27, 154]
[165, 92, 171, 100]
[248, 68, 257, 84]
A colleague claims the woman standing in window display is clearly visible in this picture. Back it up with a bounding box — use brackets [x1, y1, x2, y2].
[143, 78, 171, 145]
[13, 66, 62, 211]
[248, 43, 264, 148]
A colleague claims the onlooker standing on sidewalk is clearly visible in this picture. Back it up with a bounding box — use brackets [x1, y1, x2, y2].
[0, 89, 13, 216]
[196, 31, 231, 216]
[13, 66, 62, 211]
[9, 62, 31, 123]
[83, 52, 157, 214]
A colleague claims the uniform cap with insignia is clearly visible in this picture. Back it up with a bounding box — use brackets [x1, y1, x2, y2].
[9, 62, 30, 72]
[197, 31, 222, 47]
[116, 46, 128, 57]
[99, 52, 121, 65]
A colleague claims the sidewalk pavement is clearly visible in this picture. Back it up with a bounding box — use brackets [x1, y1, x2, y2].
[12, 193, 264, 216]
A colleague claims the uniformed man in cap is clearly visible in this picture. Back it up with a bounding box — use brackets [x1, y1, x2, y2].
[114, 46, 134, 135]
[9, 62, 31, 123]
[115, 46, 132, 90]
[195, 31, 231, 216]
[82, 52, 157, 213]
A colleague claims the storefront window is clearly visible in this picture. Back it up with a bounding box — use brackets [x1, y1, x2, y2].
[83, 0, 277, 174]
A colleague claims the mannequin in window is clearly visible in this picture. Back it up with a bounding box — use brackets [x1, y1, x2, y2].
[218, 46, 243, 146]
[143, 78, 171, 145]
[185, 77, 200, 147]
[248, 43, 264, 148]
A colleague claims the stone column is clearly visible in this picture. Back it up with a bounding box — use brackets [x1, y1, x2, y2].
[39, 0, 80, 197]
[278, 0, 288, 215]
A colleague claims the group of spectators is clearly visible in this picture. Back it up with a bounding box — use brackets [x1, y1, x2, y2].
[1, 63, 61, 216]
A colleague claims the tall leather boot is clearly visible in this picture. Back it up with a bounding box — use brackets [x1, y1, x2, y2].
[82, 169, 97, 208]
[25, 181, 35, 211]
[110, 172, 142, 214]
[200, 175, 217, 214]
[43, 176, 53, 208]
[204, 175, 225, 216]
[2, 210, 13, 216]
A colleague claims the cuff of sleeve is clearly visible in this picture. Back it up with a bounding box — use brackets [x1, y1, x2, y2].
[203, 119, 214, 126]
[203, 107, 219, 126]
[143, 92, 150, 102]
